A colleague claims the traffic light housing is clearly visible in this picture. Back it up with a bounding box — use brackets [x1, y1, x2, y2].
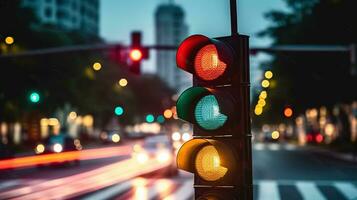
[129, 31, 149, 74]
[176, 34, 252, 199]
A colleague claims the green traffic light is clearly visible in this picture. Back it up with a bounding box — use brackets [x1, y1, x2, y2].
[29, 92, 40, 103]
[114, 106, 124, 116]
[146, 114, 154, 123]
[194, 95, 227, 130]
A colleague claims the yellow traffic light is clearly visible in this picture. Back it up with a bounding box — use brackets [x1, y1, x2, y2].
[195, 145, 227, 181]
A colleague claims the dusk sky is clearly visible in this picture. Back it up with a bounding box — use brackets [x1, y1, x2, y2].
[100, 0, 288, 73]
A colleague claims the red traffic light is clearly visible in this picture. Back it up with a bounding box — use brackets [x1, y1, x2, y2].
[129, 49, 143, 61]
[176, 35, 233, 82]
[194, 44, 227, 81]
[283, 107, 293, 118]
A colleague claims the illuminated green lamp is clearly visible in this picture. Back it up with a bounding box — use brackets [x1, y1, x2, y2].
[176, 87, 231, 131]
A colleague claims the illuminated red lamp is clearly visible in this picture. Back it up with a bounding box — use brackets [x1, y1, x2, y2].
[176, 34, 233, 82]
[283, 107, 293, 118]
[315, 134, 323, 143]
[130, 49, 143, 61]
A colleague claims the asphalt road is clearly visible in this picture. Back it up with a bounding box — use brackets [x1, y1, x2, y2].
[0, 142, 356, 200]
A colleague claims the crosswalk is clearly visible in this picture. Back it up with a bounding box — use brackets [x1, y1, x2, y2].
[253, 143, 299, 151]
[1, 178, 357, 200]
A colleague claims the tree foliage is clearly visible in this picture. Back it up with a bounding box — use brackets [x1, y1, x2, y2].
[256, 0, 357, 124]
[0, 1, 174, 126]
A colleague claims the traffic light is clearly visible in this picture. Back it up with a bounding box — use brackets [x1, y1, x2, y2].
[29, 91, 40, 103]
[176, 34, 252, 199]
[283, 106, 293, 118]
[129, 31, 149, 74]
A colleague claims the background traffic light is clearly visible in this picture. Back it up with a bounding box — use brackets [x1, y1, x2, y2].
[175, 34, 252, 199]
[129, 31, 149, 74]
[29, 91, 40, 103]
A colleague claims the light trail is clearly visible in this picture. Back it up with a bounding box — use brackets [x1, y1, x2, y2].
[0, 145, 134, 170]
[0, 157, 171, 200]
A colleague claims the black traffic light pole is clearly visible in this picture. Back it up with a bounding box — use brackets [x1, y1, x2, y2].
[230, 0, 253, 199]
[230, 0, 238, 36]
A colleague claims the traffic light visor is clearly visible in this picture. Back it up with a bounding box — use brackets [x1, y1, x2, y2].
[177, 139, 236, 182]
[176, 87, 210, 123]
[176, 35, 233, 81]
[176, 87, 234, 131]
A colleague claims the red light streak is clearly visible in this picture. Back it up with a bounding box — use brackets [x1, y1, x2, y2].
[0, 145, 133, 170]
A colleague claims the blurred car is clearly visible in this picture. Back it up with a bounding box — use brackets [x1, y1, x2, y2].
[35, 134, 82, 166]
[133, 135, 178, 176]
[100, 130, 122, 144]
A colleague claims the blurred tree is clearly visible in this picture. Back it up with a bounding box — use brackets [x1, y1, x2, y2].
[255, 0, 357, 127]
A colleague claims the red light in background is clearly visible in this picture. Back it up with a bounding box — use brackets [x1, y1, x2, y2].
[284, 107, 293, 118]
[130, 49, 142, 61]
[316, 134, 323, 143]
[194, 44, 227, 81]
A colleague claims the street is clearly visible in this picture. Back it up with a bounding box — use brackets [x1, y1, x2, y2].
[0, 142, 356, 200]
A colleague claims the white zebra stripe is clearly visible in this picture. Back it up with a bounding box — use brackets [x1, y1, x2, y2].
[334, 182, 357, 200]
[258, 180, 281, 200]
[296, 181, 326, 200]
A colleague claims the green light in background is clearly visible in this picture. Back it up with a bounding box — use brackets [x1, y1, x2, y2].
[157, 115, 165, 124]
[29, 92, 40, 103]
[146, 114, 155, 123]
[114, 106, 124, 116]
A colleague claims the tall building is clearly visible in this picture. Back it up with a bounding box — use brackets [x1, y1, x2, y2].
[22, 0, 99, 35]
[155, 2, 190, 93]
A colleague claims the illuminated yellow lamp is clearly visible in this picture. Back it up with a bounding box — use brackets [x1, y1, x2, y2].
[195, 145, 228, 181]
[258, 99, 266, 107]
[163, 109, 173, 119]
[111, 134, 121, 143]
[271, 131, 280, 140]
[5, 36, 14, 45]
[261, 80, 270, 88]
[118, 78, 128, 87]
[254, 106, 263, 116]
[259, 91, 267, 99]
[92, 62, 102, 71]
[265, 71, 273, 79]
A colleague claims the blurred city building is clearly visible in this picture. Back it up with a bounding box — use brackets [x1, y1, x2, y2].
[155, 1, 191, 93]
[22, 0, 99, 35]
